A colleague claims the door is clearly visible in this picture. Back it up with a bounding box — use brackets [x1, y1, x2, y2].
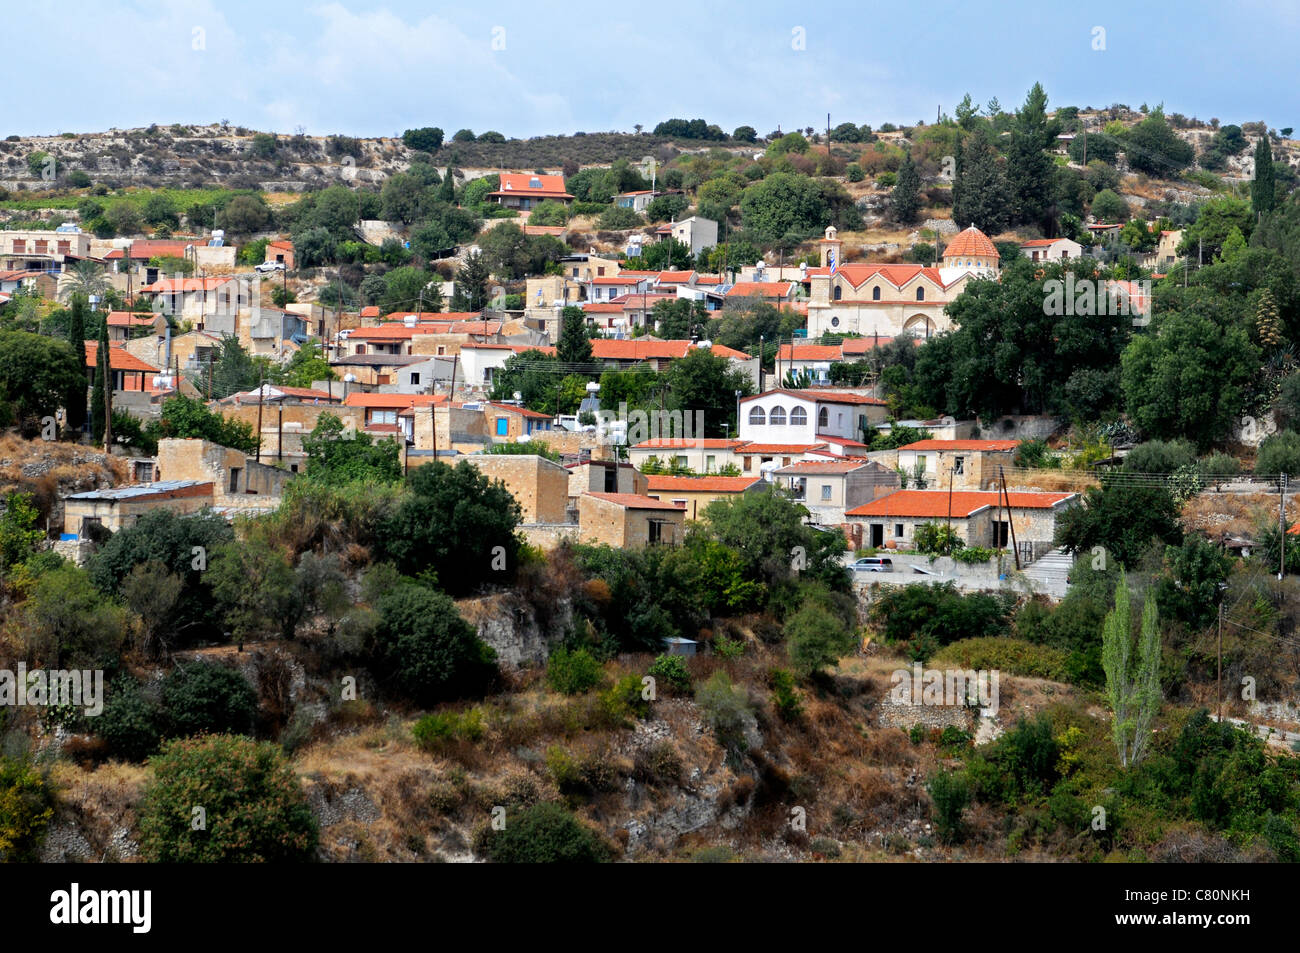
[870, 523, 884, 548]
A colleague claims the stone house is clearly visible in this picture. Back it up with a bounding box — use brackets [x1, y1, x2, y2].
[772, 459, 899, 526]
[463, 454, 571, 524]
[642, 474, 765, 521]
[578, 492, 686, 548]
[844, 489, 1078, 554]
[62, 480, 214, 536]
[893, 439, 1021, 491]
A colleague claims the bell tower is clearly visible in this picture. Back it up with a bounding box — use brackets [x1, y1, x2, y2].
[819, 225, 842, 268]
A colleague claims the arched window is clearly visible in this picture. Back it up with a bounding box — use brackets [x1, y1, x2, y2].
[833, 285, 842, 301]
[790, 407, 808, 427]
[916, 287, 925, 301]
[872, 286, 881, 301]
[769, 405, 787, 426]
[818, 407, 829, 429]
[748, 406, 766, 426]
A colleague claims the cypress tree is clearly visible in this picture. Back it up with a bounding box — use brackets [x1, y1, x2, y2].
[65, 297, 88, 434]
[1252, 137, 1276, 216]
[891, 151, 921, 225]
[91, 319, 112, 448]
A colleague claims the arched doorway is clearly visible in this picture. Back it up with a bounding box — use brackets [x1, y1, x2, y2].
[903, 313, 935, 338]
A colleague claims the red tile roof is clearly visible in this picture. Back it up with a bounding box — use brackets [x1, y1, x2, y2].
[645, 475, 763, 493]
[735, 443, 826, 454]
[812, 263, 947, 290]
[631, 438, 745, 450]
[943, 226, 998, 259]
[585, 492, 686, 510]
[899, 439, 1020, 452]
[591, 339, 750, 361]
[725, 281, 796, 298]
[773, 459, 871, 474]
[1020, 238, 1060, 247]
[846, 489, 1075, 518]
[490, 173, 573, 200]
[106, 311, 159, 328]
[83, 342, 160, 373]
[342, 393, 446, 408]
[739, 388, 886, 406]
[486, 402, 552, 419]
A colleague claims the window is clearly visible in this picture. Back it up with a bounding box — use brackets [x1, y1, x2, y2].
[916, 287, 925, 301]
[748, 406, 766, 425]
[674, 455, 687, 469]
[831, 316, 840, 327]
[134, 461, 154, 482]
[818, 407, 828, 428]
[895, 523, 904, 537]
[706, 454, 716, 471]
[597, 267, 606, 276]
[954, 456, 965, 475]
[769, 405, 787, 426]
[872, 286, 881, 301]
[228, 468, 241, 493]
[820, 484, 832, 501]
[603, 465, 617, 492]
[409, 372, 420, 385]
[743, 456, 752, 472]
[790, 407, 807, 427]
[373, 410, 397, 425]
[833, 285, 842, 301]
[495, 417, 508, 436]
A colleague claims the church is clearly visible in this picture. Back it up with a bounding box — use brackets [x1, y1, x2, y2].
[804, 224, 1000, 339]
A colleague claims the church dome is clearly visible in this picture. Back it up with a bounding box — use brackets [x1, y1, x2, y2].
[943, 225, 998, 260]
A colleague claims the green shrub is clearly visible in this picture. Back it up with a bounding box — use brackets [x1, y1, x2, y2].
[412, 708, 485, 751]
[476, 802, 610, 863]
[714, 635, 746, 658]
[768, 668, 803, 722]
[95, 682, 165, 761]
[600, 673, 650, 723]
[695, 671, 753, 754]
[927, 770, 970, 844]
[647, 654, 691, 695]
[546, 647, 603, 695]
[161, 664, 258, 738]
[930, 637, 1070, 681]
[846, 164, 864, 182]
[786, 601, 855, 677]
[138, 735, 318, 862]
[633, 741, 684, 786]
[0, 757, 55, 861]
[952, 546, 996, 564]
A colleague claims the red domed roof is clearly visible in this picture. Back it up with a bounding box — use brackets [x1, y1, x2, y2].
[944, 225, 997, 259]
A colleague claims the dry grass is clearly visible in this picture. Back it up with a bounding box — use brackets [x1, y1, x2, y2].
[1182, 492, 1291, 540]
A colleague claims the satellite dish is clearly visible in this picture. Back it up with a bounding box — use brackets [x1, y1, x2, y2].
[343, 373, 357, 383]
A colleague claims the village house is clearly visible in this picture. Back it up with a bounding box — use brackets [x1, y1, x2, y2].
[772, 459, 899, 526]
[724, 280, 799, 306]
[739, 388, 887, 453]
[62, 480, 215, 537]
[891, 439, 1022, 491]
[844, 489, 1077, 556]
[342, 392, 445, 442]
[616, 189, 660, 212]
[774, 335, 916, 377]
[84, 342, 160, 392]
[666, 216, 718, 258]
[138, 276, 252, 328]
[489, 172, 574, 211]
[643, 474, 766, 520]
[0, 269, 59, 299]
[104, 238, 236, 286]
[1, 225, 92, 273]
[578, 492, 686, 547]
[105, 311, 166, 343]
[156, 438, 296, 513]
[1019, 237, 1082, 262]
[566, 459, 647, 502]
[804, 225, 999, 339]
[264, 239, 295, 270]
[464, 453, 572, 524]
[483, 401, 555, 442]
[624, 438, 747, 474]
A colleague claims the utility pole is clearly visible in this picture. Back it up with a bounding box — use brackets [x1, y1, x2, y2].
[1281, 472, 1288, 580]
[254, 373, 265, 463]
[1217, 600, 1224, 721]
[277, 402, 283, 462]
[1000, 466, 1021, 570]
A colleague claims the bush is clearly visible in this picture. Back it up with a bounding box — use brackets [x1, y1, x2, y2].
[647, 654, 691, 695]
[475, 802, 610, 863]
[596, 206, 643, 229]
[633, 741, 684, 786]
[375, 582, 498, 705]
[695, 670, 753, 754]
[412, 708, 485, 751]
[95, 682, 165, 761]
[546, 647, 603, 695]
[768, 668, 803, 722]
[785, 601, 855, 677]
[0, 757, 55, 862]
[952, 546, 996, 564]
[930, 637, 1070, 681]
[846, 164, 864, 182]
[927, 771, 970, 844]
[1255, 430, 1300, 477]
[1123, 438, 1197, 474]
[161, 664, 258, 738]
[600, 673, 650, 723]
[138, 735, 318, 862]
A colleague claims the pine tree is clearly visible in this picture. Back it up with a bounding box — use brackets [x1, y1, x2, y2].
[451, 251, 490, 311]
[438, 168, 457, 204]
[891, 151, 921, 224]
[556, 307, 593, 365]
[1006, 82, 1054, 230]
[91, 319, 111, 447]
[952, 127, 1010, 234]
[65, 296, 88, 434]
[1257, 288, 1284, 352]
[1252, 137, 1276, 216]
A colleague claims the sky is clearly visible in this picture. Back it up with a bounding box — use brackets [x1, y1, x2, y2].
[8, 0, 1296, 140]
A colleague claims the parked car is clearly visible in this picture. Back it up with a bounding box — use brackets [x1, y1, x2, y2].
[255, 261, 285, 274]
[850, 556, 893, 573]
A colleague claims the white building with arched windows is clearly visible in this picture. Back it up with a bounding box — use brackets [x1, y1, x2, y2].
[804, 225, 1000, 339]
[738, 388, 889, 452]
